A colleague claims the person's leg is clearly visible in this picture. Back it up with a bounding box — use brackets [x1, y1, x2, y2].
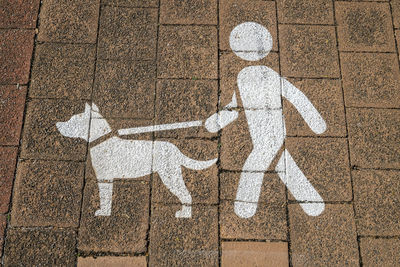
[276, 149, 325, 216]
[95, 182, 113, 216]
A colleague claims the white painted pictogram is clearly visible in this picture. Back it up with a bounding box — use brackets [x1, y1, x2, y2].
[56, 103, 217, 218]
[205, 22, 327, 218]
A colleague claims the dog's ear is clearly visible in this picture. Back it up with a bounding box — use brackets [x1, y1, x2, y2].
[92, 103, 100, 112]
[85, 103, 91, 114]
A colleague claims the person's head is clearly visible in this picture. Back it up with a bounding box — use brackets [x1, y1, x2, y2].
[229, 22, 272, 61]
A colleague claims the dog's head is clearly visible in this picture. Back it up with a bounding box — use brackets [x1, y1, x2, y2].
[56, 103, 99, 141]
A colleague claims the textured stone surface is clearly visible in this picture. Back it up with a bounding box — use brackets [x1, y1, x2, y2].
[341, 52, 400, 108]
[221, 242, 289, 267]
[149, 204, 218, 266]
[353, 169, 400, 236]
[30, 43, 96, 100]
[78, 256, 147, 267]
[392, 0, 400, 28]
[336, 2, 396, 52]
[280, 25, 340, 78]
[11, 160, 84, 227]
[0, 148, 18, 213]
[98, 7, 158, 60]
[220, 0, 278, 51]
[277, 0, 334, 24]
[0, 0, 40, 28]
[3, 228, 76, 266]
[160, 0, 217, 25]
[289, 204, 359, 266]
[102, 0, 158, 7]
[0, 29, 35, 84]
[0, 85, 27, 145]
[347, 108, 400, 169]
[158, 25, 218, 79]
[360, 238, 400, 266]
[38, 0, 100, 43]
[0, 215, 6, 257]
[20, 99, 88, 161]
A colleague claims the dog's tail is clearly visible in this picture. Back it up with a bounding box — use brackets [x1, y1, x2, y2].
[181, 155, 217, 170]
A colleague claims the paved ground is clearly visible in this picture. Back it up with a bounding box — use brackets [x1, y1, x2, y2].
[1, 0, 400, 266]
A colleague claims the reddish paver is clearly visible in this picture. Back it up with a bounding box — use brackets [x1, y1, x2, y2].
[279, 25, 340, 78]
[3, 228, 76, 266]
[102, 0, 158, 7]
[158, 25, 218, 79]
[220, 0, 278, 51]
[155, 80, 218, 139]
[335, 2, 396, 52]
[20, 99, 88, 161]
[360, 238, 400, 266]
[347, 108, 400, 169]
[98, 7, 158, 60]
[0, 147, 18, 214]
[283, 78, 346, 137]
[0, 0, 40, 28]
[340, 52, 400, 108]
[289, 204, 359, 266]
[0, 85, 27, 145]
[78, 256, 147, 267]
[30, 43, 96, 100]
[160, 0, 217, 25]
[221, 241, 289, 267]
[38, 0, 100, 43]
[353, 169, 400, 236]
[286, 137, 352, 201]
[11, 160, 85, 227]
[152, 139, 218, 204]
[276, 0, 334, 25]
[0, 29, 35, 84]
[0, 215, 6, 257]
[149, 204, 218, 266]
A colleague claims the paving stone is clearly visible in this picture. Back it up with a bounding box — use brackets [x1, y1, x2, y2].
[102, 0, 158, 7]
[0, 215, 6, 257]
[38, 0, 100, 43]
[221, 241, 289, 267]
[360, 238, 400, 266]
[0, 147, 18, 213]
[220, 172, 286, 203]
[220, 200, 287, 240]
[158, 25, 218, 79]
[11, 160, 84, 227]
[160, 0, 217, 25]
[78, 256, 147, 267]
[219, 0, 278, 51]
[0, 85, 26, 145]
[20, 99, 88, 161]
[98, 7, 157, 60]
[279, 25, 340, 78]
[219, 52, 280, 109]
[347, 108, 400, 169]
[276, 0, 334, 25]
[285, 137, 352, 201]
[353, 169, 400, 236]
[152, 139, 218, 204]
[335, 2, 396, 52]
[79, 164, 149, 253]
[396, 30, 400, 59]
[149, 204, 218, 266]
[340, 52, 400, 108]
[93, 60, 156, 119]
[155, 79, 218, 139]
[0, 0, 40, 28]
[0, 29, 35, 84]
[289, 204, 359, 266]
[4, 228, 76, 266]
[283, 78, 346, 137]
[392, 0, 400, 29]
[30, 43, 96, 100]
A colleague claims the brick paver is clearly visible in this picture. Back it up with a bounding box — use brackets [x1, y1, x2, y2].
[2, 0, 400, 266]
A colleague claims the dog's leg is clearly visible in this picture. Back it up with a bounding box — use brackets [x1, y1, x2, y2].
[95, 182, 113, 216]
[158, 166, 192, 218]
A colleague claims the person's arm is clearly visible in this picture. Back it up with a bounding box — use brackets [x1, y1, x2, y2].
[205, 92, 239, 133]
[281, 78, 326, 134]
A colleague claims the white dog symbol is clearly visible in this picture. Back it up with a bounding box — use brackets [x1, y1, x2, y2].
[56, 103, 217, 218]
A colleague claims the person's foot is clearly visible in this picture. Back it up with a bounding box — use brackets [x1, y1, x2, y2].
[234, 201, 258, 218]
[175, 205, 192, 218]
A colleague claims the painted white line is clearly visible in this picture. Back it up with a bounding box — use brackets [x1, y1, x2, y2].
[118, 120, 203, 135]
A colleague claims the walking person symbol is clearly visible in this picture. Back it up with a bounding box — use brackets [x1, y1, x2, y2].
[205, 22, 327, 218]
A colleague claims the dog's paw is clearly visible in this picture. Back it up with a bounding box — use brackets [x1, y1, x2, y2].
[95, 209, 111, 216]
[175, 205, 192, 218]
